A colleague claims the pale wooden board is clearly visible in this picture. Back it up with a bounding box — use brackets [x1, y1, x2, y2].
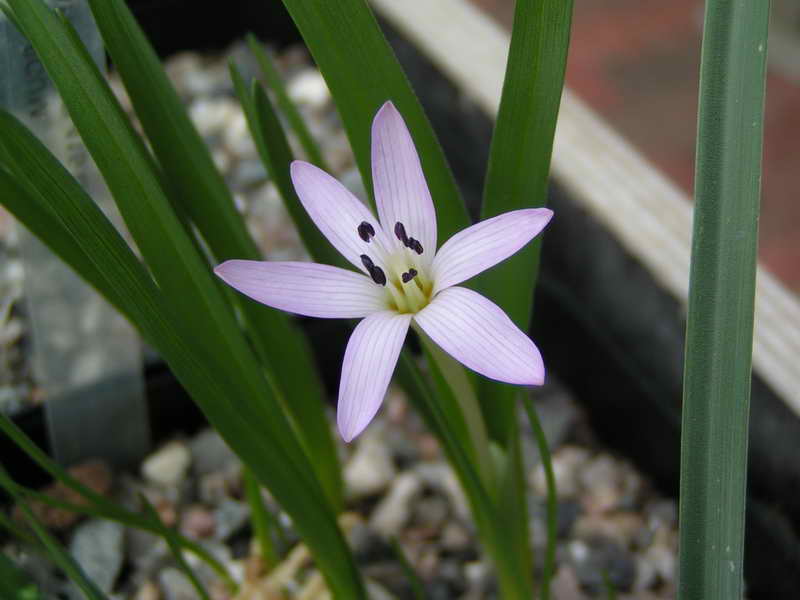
[372, 0, 800, 414]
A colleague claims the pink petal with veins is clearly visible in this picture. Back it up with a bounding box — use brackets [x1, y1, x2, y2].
[291, 161, 389, 273]
[337, 311, 412, 442]
[214, 260, 385, 318]
[371, 101, 437, 264]
[414, 286, 544, 385]
[432, 208, 553, 294]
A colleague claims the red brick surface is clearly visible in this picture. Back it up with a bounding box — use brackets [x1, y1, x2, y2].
[470, 0, 800, 291]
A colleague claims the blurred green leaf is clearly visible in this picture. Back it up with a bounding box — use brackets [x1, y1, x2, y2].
[678, 1, 769, 599]
[0, 553, 39, 600]
[0, 2, 363, 587]
[246, 34, 329, 171]
[477, 0, 572, 326]
[244, 468, 280, 568]
[140, 496, 211, 600]
[84, 0, 342, 509]
[522, 395, 557, 600]
[0, 468, 107, 600]
[279, 0, 470, 240]
[473, 0, 572, 444]
[0, 411, 235, 590]
[230, 64, 342, 268]
[397, 353, 532, 599]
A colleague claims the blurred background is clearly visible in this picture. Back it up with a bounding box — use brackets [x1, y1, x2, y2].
[472, 0, 800, 293]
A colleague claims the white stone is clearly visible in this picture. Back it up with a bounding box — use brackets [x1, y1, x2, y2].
[531, 445, 590, 498]
[189, 97, 237, 137]
[369, 471, 423, 538]
[287, 68, 331, 110]
[344, 426, 396, 501]
[68, 519, 124, 595]
[223, 112, 257, 159]
[141, 441, 191, 487]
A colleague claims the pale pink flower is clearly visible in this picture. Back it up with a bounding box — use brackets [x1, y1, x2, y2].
[215, 102, 552, 442]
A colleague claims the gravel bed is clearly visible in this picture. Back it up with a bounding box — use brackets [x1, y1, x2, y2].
[1, 41, 679, 599]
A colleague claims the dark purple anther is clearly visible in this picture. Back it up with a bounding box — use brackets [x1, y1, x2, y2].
[370, 266, 387, 286]
[360, 254, 375, 271]
[394, 222, 409, 245]
[401, 268, 418, 284]
[361, 254, 386, 286]
[409, 238, 424, 255]
[357, 221, 375, 242]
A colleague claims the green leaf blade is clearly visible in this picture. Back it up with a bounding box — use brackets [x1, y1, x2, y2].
[279, 0, 470, 241]
[474, 0, 572, 444]
[247, 34, 329, 171]
[678, 1, 769, 599]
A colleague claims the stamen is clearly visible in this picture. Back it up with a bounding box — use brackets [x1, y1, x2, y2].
[370, 265, 387, 286]
[360, 254, 375, 271]
[395, 222, 424, 255]
[360, 254, 386, 286]
[357, 221, 375, 242]
[401, 268, 418, 284]
[394, 222, 409, 245]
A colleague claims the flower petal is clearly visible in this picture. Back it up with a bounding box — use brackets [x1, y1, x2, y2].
[371, 101, 436, 262]
[432, 208, 553, 294]
[214, 260, 386, 318]
[414, 287, 544, 385]
[290, 160, 388, 273]
[337, 311, 412, 442]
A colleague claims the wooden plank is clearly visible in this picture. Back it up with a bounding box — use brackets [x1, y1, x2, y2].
[372, 0, 800, 415]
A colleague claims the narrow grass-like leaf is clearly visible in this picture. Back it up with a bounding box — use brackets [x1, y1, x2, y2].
[0, 412, 236, 590]
[246, 34, 328, 171]
[83, 0, 342, 509]
[0, 552, 39, 600]
[602, 570, 618, 600]
[0, 469, 107, 600]
[0, 21, 363, 590]
[678, 2, 769, 599]
[397, 353, 532, 599]
[244, 468, 280, 568]
[389, 538, 427, 600]
[230, 64, 340, 268]
[475, 0, 573, 443]
[279, 0, 469, 240]
[140, 495, 211, 600]
[522, 395, 557, 600]
[0, 506, 38, 547]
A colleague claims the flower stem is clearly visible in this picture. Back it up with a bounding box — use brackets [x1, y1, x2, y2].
[415, 326, 496, 490]
[522, 395, 557, 600]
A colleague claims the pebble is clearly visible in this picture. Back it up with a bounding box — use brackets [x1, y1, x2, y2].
[579, 454, 628, 514]
[16, 459, 112, 530]
[189, 97, 238, 137]
[412, 495, 449, 531]
[573, 512, 644, 547]
[344, 427, 397, 501]
[134, 581, 161, 600]
[415, 462, 470, 521]
[550, 565, 589, 600]
[68, 519, 124, 595]
[440, 520, 471, 553]
[369, 471, 423, 538]
[222, 112, 257, 159]
[287, 68, 330, 109]
[568, 538, 637, 593]
[180, 505, 216, 539]
[213, 498, 250, 541]
[531, 445, 590, 499]
[142, 441, 191, 488]
[189, 429, 238, 478]
[159, 567, 197, 600]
